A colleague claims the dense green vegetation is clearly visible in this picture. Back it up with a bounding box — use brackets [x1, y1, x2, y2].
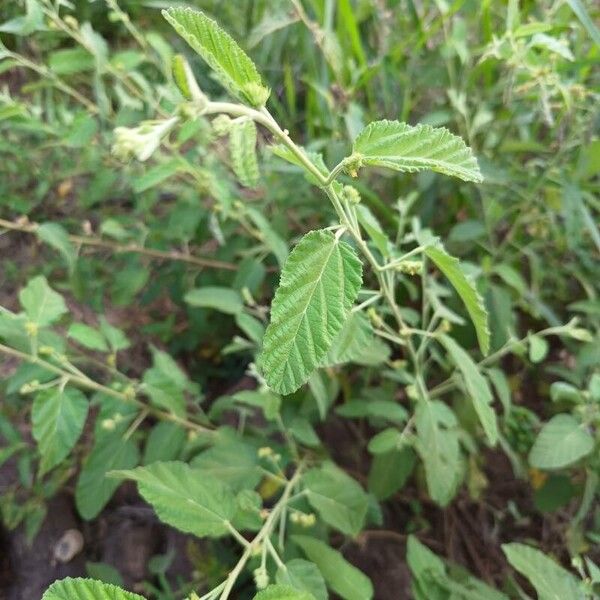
[0, 1, 598, 599]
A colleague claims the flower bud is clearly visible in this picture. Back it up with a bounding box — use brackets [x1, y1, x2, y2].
[112, 117, 179, 162]
[253, 567, 269, 590]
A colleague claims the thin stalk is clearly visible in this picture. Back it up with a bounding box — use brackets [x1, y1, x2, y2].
[0, 218, 237, 271]
[6, 51, 98, 113]
[0, 343, 212, 434]
[218, 466, 304, 600]
[378, 245, 426, 271]
[429, 322, 576, 398]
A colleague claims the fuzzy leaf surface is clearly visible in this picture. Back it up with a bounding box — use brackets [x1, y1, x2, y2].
[110, 461, 236, 538]
[259, 230, 362, 395]
[162, 7, 269, 106]
[352, 120, 483, 183]
[42, 577, 145, 600]
[230, 119, 260, 187]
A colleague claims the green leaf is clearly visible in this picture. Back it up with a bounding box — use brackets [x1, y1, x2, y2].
[406, 535, 446, 592]
[439, 335, 498, 445]
[292, 535, 373, 600]
[259, 230, 363, 395]
[245, 207, 288, 268]
[356, 204, 392, 258]
[68, 323, 109, 352]
[0, 310, 29, 350]
[307, 371, 337, 420]
[233, 389, 281, 421]
[415, 401, 462, 506]
[253, 585, 315, 600]
[142, 347, 195, 417]
[533, 475, 575, 513]
[32, 388, 88, 476]
[171, 54, 198, 101]
[191, 430, 261, 491]
[408, 536, 509, 600]
[367, 428, 403, 454]
[19, 276, 68, 327]
[303, 463, 368, 536]
[143, 422, 186, 465]
[529, 414, 594, 470]
[269, 145, 328, 186]
[529, 333, 549, 363]
[276, 559, 327, 600]
[247, 8, 300, 48]
[185, 286, 243, 315]
[289, 418, 320, 448]
[110, 461, 236, 538]
[487, 368, 511, 416]
[424, 243, 489, 355]
[49, 47, 94, 75]
[36, 223, 76, 272]
[565, 0, 600, 47]
[502, 543, 584, 600]
[162, 7, 270, 106]
[133, 159, 182, 193]
[230, 119, 260, 187]
[322, 312, 383, 367]
[337, 398, 408, 424]
[41, 577, 145, 600]
[75, 433, 139, 520]
[368, 447, 416, 500]
[550, 381, 583, 404]
[352, 120, 483, 183]
[0, 0, 45, 36]
[85, 562, 124, 587]
[99, 317, 130, 352]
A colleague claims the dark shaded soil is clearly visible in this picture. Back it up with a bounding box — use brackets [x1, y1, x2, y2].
[1, 412, 593, 600]
[0, 476, 197, 600]
[1, 230, 596, 600]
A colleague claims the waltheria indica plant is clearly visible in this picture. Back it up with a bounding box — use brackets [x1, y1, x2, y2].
[12, 5, 592, 600]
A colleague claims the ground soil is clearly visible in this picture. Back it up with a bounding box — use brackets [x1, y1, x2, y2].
[0, 231, 597, 600]
[1, 405, 593, 600]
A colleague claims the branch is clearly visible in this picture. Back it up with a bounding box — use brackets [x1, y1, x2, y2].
[0, 218, 237, 271]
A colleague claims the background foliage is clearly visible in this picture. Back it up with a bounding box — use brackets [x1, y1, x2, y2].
[0, 1, 598, 599]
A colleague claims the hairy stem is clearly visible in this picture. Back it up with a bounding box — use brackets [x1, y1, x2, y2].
[218, 465, 304, 600]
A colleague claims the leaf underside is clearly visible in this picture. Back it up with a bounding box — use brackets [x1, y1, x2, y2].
[259, 230, 362, 395]
[230, 119, 260, 187]
[353, 120, 483, 183]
